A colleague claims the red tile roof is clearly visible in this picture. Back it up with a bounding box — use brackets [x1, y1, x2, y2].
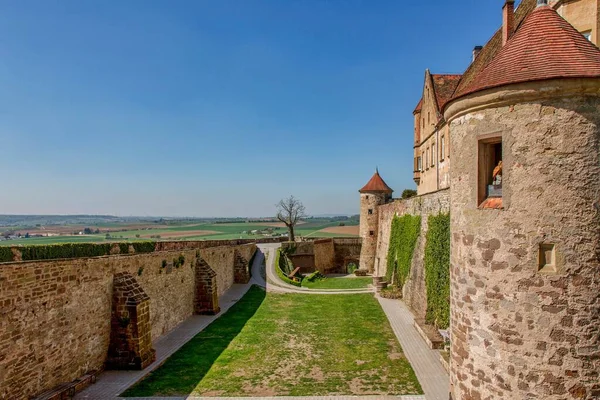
[453, 0, 538, 98]
[431, 74, 462, 111]
[454, 5, 600, 99]
[413, 98, 423, 114]
[359, 170, 393, 193]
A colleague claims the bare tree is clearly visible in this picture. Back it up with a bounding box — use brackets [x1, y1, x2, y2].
[276, 195, 307, 242]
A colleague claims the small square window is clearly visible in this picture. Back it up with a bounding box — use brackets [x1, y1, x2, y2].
[368, 209, 373, 215]
[478, 137, 503, 208]
[538, 243, 556, 274]
[369, 230, 374, 236]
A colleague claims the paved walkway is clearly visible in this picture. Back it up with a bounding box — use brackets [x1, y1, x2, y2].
[76, 245, 447, 400]
[378, 297, 449, 400]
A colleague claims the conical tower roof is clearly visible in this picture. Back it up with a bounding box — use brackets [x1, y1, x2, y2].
[453, 4, 600, 100]
[359, 169, 393, 194]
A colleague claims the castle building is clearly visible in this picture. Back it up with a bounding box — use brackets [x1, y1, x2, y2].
[358, 169, 393, 273]
[446, 2, 600, 398]
[360, 0, 600, 398]
[412, 0, 600, 198]
[412, 72, 461, 195]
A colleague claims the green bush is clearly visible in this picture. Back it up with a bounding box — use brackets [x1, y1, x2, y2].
[385, 214, 421, 288]
[401, 189, 417, 199]
[132, 242, 157, 253]
[424, 213, 450, 329]
[275, 249, 302, 287]
[0, 247, 13, 262]
[4, 241, 157, 262]
[347, 262, 358, 274]
[305, 271, 324, 282]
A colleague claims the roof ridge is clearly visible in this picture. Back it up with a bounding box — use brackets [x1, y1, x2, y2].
[449, 4, 600, 101]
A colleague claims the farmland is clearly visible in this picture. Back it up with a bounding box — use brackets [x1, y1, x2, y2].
[0, 216, 359, 246]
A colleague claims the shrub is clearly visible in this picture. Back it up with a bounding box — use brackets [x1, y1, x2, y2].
[173, 254, 185, 268]
[379, 285, 402, 299]
[401, 189, 418, 199]
[0, 247, 13, 262]
[305, 271, 324, 282]
[4, 241, 156, 262]
[385, 214, 421, 288]
[347, 262, 358, 274]
[275, 249, 302, 287]
[424, 213, 450, 329]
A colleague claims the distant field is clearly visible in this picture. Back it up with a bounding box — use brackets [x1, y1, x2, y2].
[0, 219, 359, 246]
[317, 225, 360, 235]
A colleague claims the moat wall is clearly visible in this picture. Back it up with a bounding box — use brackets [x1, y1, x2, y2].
[0, 240, 259, 400]
[282, 238, 362, 274]
[374, 190, 450, 319]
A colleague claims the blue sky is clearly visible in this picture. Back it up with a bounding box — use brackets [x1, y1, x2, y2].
[0, 0, 513, 217]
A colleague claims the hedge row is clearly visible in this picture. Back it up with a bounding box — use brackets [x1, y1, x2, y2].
[424, 213, 451, 329]
[0, 241, 157, 263]
[275, 249, 302, 287]
[385, 214, 421, 288]
[0, 247, 13, 263]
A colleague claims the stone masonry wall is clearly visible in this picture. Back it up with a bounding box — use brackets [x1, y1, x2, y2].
[449, 98, 600, 400]
[0, 242, 255, 400]
[375, 190, 450, 320]
[359, 192, 387, 272]
[314, 239, 335, 273]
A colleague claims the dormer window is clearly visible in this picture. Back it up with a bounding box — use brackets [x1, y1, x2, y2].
[581, 30, 592, 41]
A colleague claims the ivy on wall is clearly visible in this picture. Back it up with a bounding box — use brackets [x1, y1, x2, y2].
[424, 213, 450, 329]
[0, 241, 157, 263]
[385, 214, 421, 288]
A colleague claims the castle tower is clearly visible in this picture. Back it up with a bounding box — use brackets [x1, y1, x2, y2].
[358, 169, 393, 273]
[444, 3, 600, 399]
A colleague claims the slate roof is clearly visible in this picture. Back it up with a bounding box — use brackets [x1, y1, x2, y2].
[454, 5, 600, 99]
[359, 170, 394, 193]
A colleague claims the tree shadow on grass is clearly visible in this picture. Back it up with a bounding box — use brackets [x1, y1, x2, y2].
[120, 285, 267, 397]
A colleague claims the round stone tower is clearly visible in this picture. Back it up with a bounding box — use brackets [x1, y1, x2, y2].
[358, 169, 393, 273]
[444, 4, 600, 400]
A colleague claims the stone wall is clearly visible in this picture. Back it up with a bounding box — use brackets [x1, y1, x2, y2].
[314, 239, 335, 273]
[448, 97, 600, 399]
[333, 238, 362, 273]
[282, 239, 362, 274]
[0, 241, 256, 400]
[374, 189, 450, 319]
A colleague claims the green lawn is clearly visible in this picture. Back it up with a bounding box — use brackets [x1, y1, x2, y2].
[301, 276, 372, 290]
[122, 286, 421, 397]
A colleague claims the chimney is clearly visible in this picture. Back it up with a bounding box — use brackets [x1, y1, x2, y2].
[472, 46, 483, 62]
[502, 0, 515, 46]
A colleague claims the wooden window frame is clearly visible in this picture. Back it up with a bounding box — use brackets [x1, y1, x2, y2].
[477, 134, 503, 207]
